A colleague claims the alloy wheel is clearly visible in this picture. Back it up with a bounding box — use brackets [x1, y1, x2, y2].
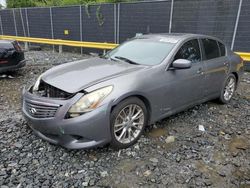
[114, 104, 145, 144]
[223, 77, 236, 101]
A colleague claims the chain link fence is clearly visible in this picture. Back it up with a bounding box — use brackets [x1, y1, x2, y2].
[0, 0, 249, 51]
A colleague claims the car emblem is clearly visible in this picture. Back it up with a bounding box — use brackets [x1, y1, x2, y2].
[29, 108, 37, 114]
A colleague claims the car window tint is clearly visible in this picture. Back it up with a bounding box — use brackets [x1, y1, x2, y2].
[218, 42, 226, 56]
[202, 39, 220, 60]
[174, 39, 201, 63]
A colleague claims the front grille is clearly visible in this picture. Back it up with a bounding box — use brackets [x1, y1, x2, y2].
[25, 101, 59, 118]
[35, 80, 73, 99]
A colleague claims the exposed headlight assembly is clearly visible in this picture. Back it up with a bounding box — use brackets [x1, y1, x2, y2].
[33, 74, 42, 92]
[68, 86, 113, 118]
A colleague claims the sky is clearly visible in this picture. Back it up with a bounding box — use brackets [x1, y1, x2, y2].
[0, 0, 6, 7]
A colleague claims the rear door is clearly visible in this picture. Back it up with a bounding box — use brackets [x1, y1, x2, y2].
[200, 38, 229, 97]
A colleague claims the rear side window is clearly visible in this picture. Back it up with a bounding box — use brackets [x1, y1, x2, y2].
[218, 42, 226, 56]
[0, 43, 14, 49]
[202, 39, 220, 60]
[174, 39, 201, 63]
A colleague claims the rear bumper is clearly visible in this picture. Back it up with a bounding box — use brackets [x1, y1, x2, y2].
[22, 89, 112, 149]
[0, 59, 26, 73]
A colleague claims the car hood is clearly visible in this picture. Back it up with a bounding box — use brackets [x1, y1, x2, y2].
[41, 57, 145, 93]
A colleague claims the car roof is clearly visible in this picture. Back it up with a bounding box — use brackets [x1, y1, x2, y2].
[135, 33, 221, 43]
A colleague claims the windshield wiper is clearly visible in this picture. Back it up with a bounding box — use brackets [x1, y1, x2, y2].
[114, 56, 140, 65]
[100, 55, 118, 62]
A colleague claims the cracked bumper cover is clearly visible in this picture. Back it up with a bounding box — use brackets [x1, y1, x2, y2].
[22, 89, 112, 149]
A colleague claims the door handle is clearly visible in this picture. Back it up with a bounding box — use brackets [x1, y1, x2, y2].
[224, 62, 229, 67]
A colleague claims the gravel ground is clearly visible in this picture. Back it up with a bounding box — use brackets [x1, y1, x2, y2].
[0, 50, 249, 188]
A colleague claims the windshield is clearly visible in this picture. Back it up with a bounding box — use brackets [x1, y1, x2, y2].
[105, 39, 176, 65]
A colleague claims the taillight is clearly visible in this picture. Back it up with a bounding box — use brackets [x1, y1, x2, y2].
[13, 41, 22, 52]
[240, 57, 244, 63]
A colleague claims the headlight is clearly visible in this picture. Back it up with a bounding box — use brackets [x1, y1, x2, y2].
[68, 86, 113, 117]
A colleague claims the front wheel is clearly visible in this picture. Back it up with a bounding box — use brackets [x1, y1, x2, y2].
[110, 97, 148, 149]
[218, 74, 237, 104]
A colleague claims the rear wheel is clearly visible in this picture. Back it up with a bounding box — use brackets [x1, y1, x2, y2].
[218, 74, 236, 104]
[110, 97, 148, 149]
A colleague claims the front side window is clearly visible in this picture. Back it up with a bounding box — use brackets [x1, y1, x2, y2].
[105, 39, 176, 65]
[174, 39, 201, 63]
[202, 39, 220, 60]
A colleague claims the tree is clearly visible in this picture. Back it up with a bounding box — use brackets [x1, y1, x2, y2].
[6, 0, 132, 8]
[7, 0, 36, 8]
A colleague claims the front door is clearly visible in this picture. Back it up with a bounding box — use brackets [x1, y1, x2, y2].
[162, 39, 206, 113]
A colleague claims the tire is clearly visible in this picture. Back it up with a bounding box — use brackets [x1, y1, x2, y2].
[110, 97, 148, 149]
[218, 74, 237, 104]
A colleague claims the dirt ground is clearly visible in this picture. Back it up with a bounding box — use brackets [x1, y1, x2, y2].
[0, 51, 249, 188]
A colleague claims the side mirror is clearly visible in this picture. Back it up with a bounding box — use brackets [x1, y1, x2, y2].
[172, 59, 192, 69]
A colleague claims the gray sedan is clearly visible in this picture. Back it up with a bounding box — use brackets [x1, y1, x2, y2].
[22, 33, 244, 149]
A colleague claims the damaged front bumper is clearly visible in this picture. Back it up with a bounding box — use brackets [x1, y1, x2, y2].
[22, 88, 112, 149]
